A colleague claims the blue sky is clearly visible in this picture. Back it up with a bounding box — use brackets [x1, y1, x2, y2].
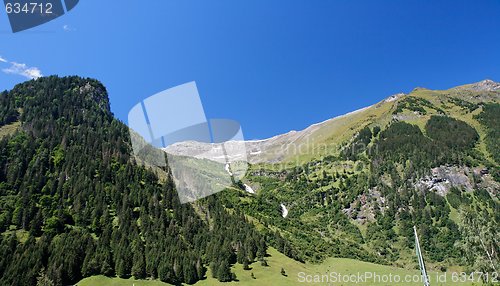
[1, 0, 499, 140]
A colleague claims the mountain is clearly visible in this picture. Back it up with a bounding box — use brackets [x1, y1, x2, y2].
[212, 79, 499, 272]
[0, 76, 272, 286]
[167, 79, 499, 271]
[166, 79, 500, 165]
[0, 77, 498, 286]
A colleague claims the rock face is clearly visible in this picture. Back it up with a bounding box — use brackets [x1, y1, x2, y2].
[344, 188, 386, 224]
[392, 113, 420, 121]
[415, 165, 499, 197]
[416, 166, 472, 196]
[459, 79, 500, 92]
[384, 93, 406, 103]
[345, 165, 498, 225]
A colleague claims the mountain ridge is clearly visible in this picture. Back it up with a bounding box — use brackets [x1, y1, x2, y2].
[1, 76, 498, 285]
[222, 79, 499, 270]
[165, 79, 500, 164]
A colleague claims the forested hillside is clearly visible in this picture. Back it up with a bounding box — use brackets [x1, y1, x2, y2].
[0, 76, 270, 286]
[227, 84, 499, 276]
[0, 77, 498, 286]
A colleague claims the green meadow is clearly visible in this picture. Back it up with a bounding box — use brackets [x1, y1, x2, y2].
[78, 248, 481, 286]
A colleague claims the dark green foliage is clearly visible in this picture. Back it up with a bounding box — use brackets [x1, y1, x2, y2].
[393, 96, 442, 115]
[215, 260, 233, 282]
[238, 163, 377, 263]
[0, 90, 20, 126]
[475, 104, 500, 161]
[474, 103, 500, 181]
[357, 126, 373, 146]
[448, 97, 479, 112]
[374, 119, 479, 177]
[0, 77, 267, 285]
[425, 116, 479, 150]
[131, 240, 146, 279]
[446, 188, 464, 209]
[342, 126, 373, 160]
[363, 118, 485, 263]
[36, 268, 55, 286]
[473, 188, 492, 204]
[375, 121, 438, 172]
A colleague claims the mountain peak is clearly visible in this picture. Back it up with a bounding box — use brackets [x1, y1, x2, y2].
[384, 92, 406, 103]
[455, 79, 500, 92]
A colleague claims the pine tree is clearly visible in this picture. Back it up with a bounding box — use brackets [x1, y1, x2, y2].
[217, 260, 233, 282]
[158, 260, 173, 283]
[36, 268, 55, 286]
[131, 242, 146, 279]
[183, 258, 198, 284]
[195, 258, 205, 280]
[237, 245, 246, 264]
[81, 250, 99, 277]
[209, 261, 218, 279]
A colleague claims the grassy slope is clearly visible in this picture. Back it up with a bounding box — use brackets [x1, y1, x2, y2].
[286, 100, 394, 165]
[400, 88, 497, 165]
[78, 247, 477, 286]
[271, 86, 499, 166]
[0, 121, 20, 138]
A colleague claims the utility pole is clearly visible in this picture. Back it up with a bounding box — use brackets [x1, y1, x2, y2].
[414, 226, 430, 286]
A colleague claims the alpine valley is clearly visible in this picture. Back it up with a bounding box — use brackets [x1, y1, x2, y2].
[0, 76, 498, 286]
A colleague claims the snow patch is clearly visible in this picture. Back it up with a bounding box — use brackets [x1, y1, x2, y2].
[243, 184, 255, 194]
[384, 93, 406, 103]
[280, 203, 288, 218]
[224, 163, 233, 176]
